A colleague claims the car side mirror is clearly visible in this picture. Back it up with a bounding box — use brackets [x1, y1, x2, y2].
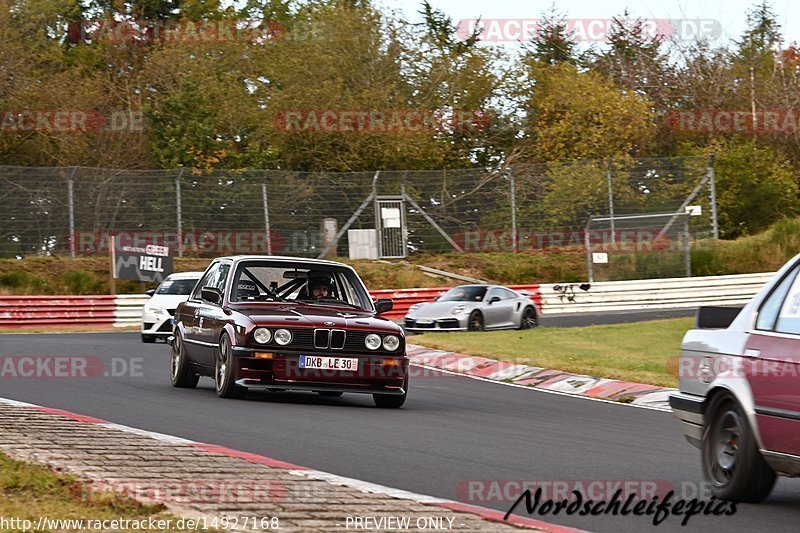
[201, 286, 223, 305]
[145, 289, 155, 297]
[489, 296, 501, 304]
[374, 298, 393, 314]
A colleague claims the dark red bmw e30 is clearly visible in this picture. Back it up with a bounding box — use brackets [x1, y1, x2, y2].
[170, 256, 409, 408]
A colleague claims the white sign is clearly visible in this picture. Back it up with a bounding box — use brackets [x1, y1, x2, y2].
[685, 205, 702, 216]
[381, 207, 401, 228]
[592, 252, 609, 264]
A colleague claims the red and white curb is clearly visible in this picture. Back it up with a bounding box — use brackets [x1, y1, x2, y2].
[407, 345, 674, 411]
[0, 396, 584, 533]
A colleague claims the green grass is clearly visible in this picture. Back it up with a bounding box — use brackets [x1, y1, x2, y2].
[0, 451, 197, 531]
[412, 317, 694, 387]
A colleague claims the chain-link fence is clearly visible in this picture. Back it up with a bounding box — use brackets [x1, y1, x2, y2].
[0, 156, 717, 264]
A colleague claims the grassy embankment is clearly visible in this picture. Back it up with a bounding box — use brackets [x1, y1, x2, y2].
[3, 217, 800, 295]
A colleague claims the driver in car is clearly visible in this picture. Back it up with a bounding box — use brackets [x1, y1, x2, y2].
[308, 275, 333, 300]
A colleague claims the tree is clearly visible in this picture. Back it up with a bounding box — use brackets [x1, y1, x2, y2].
[523, 6, 576, 66]
[702, 139, 798, 238]
[517, 63, 657, 162]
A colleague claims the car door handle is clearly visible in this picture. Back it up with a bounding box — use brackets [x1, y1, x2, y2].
[744, 349, 760, 357]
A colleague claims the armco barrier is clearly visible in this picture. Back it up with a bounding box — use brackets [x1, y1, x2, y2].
[0, 273, 773, 328]
[0, 295, 117, 327]
[539, 272, 774, 314]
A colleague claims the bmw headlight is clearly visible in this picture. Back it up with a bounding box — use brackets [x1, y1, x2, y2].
[365, 334, 381, 350]
[274, 329, 292, 345]
[452, 304, 467, 315]
[382, 335, 400, 351]
[253, 328, 272, 344]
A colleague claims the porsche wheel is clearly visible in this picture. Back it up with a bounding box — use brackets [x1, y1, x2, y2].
[518, 307, 538, 330]
[467, 311, 484, 332]
[170, 334, 199, 388]
[215, 335, 247, 399]
[701, 395, 776, 502]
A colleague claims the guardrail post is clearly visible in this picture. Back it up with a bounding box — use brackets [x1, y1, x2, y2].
[585, 215, 594, 283]
[684, 216, 692, 277]
[509, 167, 517, 253]
[67, 166, 77, 258]
[262, 179, 272, 255]
[709, 153, 719, 240]
[176, 168, 184, 258]
[606, 157, 615, 243]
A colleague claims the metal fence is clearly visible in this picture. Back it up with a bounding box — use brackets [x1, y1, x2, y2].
[0, 156, 717, 261]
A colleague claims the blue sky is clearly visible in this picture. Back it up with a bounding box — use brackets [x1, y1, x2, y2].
[378, 0, 799, 47]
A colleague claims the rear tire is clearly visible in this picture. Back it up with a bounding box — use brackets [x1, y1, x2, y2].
[702, 395, 776, 502]
[467, 311, 484, 332]
[215, 335, 247, 399]
[373, 377, 408, 408]
[170, 334, 199, 388]
[141, 334, 156, 343]
[518, 307, 538, 330]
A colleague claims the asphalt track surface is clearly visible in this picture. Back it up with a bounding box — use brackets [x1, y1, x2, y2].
[2, 328, 799, 532]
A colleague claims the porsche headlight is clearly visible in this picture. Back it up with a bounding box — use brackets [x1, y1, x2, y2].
[382, 335, 400, 351]
[365, 334, 382, 350]
[452, 304, 467, 315]
[253, 328, 272, 344]
[274, 329, 292, 345]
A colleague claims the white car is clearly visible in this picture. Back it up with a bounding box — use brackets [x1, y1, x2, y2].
[141, 272, 203, 343]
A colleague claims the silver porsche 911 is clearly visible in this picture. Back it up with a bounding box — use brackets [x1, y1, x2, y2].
[404, 284, 539, 332]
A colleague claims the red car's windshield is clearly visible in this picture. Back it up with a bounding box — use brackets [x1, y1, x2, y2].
[230, 261, 372, 310]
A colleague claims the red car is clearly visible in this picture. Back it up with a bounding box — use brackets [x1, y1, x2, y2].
[671, 254, 800, 501]
[170, 256, 408, 408]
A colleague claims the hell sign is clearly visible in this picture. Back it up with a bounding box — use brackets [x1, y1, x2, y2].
[113, 240, 174, 282]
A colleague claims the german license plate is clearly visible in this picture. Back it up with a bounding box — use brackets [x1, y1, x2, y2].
[299, 355, 359, 371]
[415, 319, 434, 325]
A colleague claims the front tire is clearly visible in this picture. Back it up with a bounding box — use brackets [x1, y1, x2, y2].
[373, 377, 408, 408]
[170, 334, 199, 388]
[467, 311, 484, 332]
[215, 335, 247, 399]
[702, 395, 776, 502]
